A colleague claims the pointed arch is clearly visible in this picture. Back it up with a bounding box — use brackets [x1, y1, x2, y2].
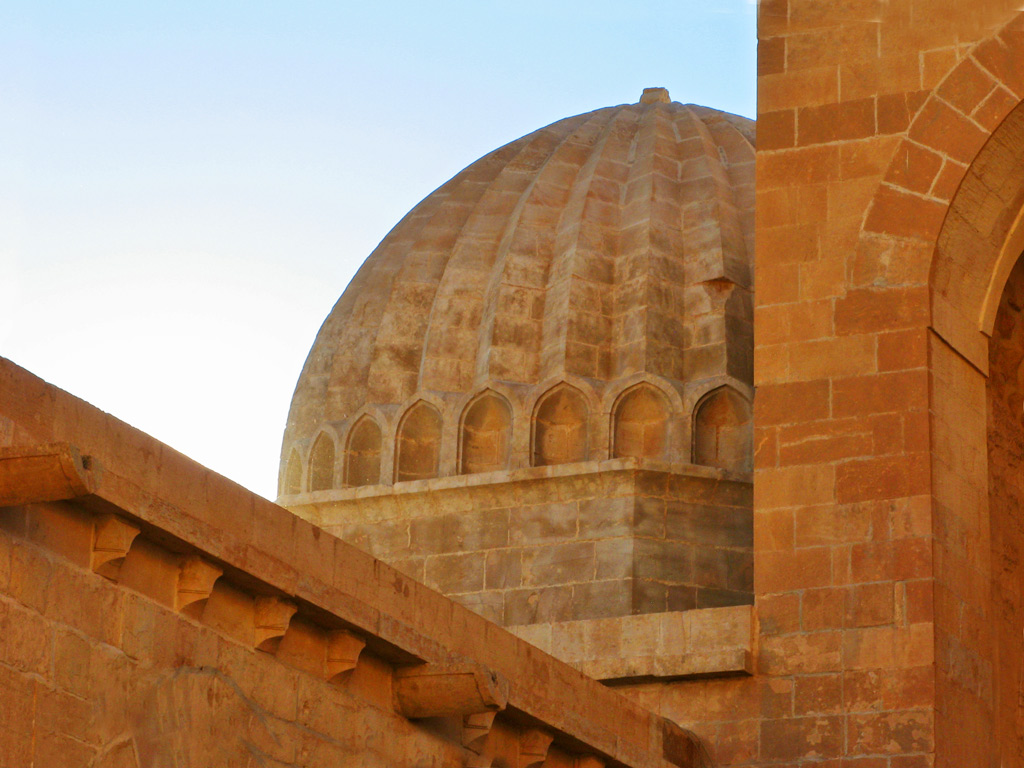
[395, 401, 443, 482]
[460, 390, 513, 474]
[532, 383, 589, 467]
[612, 383, 670, 460]
[692, 386, 751, 473]
[345, 416, 382, 487]
[283, 448, 303, 496]
[308, 432, 336, 492]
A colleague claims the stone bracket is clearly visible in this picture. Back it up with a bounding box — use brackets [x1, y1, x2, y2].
[326, 628, 366, 683]
[519, 727, 554, 768]
[462, 711, 498, 759]
[254, 596, 298, 653]
[176, 555, 223, 616]
[92, 513, 141, 581]
[394, 662, 509, 719]
[0, 443, 98, 506]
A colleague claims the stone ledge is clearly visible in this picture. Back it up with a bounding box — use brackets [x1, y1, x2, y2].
[579, 649, 753, 685]
[509, 606, 754, 684]
[282, 456, 752, 508]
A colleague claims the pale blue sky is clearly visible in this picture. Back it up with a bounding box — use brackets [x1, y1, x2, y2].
[1, 1, 756, 498]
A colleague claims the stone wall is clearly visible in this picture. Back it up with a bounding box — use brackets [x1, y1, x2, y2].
[755, 0, 1024, 765]
[289, 461, 752, 627]
[0, 356, 707, 768]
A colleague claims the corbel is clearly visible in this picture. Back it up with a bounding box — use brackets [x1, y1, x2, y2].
[176, 555, 223, 617]
[326, 628, 366, 683]
[519, 728, 554, 768]
[91, 513, 141, 580]
[0, 443, 97, 506]
[394, 662, 509, 719]
[462, 711, 499, 766]
[254, 596, 298, 653]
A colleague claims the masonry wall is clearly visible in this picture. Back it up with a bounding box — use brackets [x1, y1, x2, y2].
[290, 463, 752, 626]
[0, 357, 708, 768]
[756, 0, 1024, 765]
[0, 501, 463, 767]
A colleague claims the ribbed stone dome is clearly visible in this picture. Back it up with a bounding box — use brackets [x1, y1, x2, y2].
[281, 91, 754, 494]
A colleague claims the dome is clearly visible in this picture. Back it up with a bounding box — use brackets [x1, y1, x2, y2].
[281, 90, 754, 494]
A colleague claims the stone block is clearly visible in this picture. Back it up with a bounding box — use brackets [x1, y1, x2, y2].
[633, 539, 694, 583]
[9, 541, 52, 614]
[631, 580, 668, 614]
[505, 586, 574, 625]
[696, 587, 753, 609]
[452, 591, 503, 625]
[47, 566, 124, 648]
[33, 730, 96, 767]
[484, 549, 522, 590]
[522, 542, 595, 587]
[509, 503, 578, 546]
[5, 602, 51, 676]
[118, 538, 181, 608]
[571, 580, 632, 622]
[36, 682, 93, 744]
[665, 584, 698, 613]
[578, 497, 633, 539]
[0, 530, 9, 594]
[425, 552, 485, 594]
[633, 496, 665, 538]
[665, 502, 754, 549]
[551, 617, 587, 661]
[594, 538, 633, 580]
[53, 628, 93, 700]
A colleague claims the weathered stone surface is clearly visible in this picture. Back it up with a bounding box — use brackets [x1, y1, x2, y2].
[279, 96, 754, 497]
[0, 369, 710, 766]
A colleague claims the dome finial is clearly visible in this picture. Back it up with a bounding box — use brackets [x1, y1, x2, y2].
[640, 87, 670, 104]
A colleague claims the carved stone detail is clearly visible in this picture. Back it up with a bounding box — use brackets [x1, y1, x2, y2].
[462, 711, 498, 756]
[176, 555, 223, 617]
[394, 663, 508, 719]
[92, 513, 141, 580]
[254, 596, 298, 652]
[519, 728, 554, 768]
[326, 629, 366, 683]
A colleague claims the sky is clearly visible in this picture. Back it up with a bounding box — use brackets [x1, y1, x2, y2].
[1, 1, 756, 500]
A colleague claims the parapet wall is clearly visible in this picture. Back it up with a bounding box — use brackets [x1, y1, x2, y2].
[0, 356, 708, 768]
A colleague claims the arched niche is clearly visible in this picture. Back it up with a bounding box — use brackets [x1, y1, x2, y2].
[345, 416, 382, 488]
[461, 392, 512, 474]
[692, 387, 751, 473]
[612, 384, 670, 460]
[395, 402, 443, 482]
[987, 253, 1024, 766]
[308, 432, 336, 492]
[532, 384, 588, 467]
[283, 448, 303, 496]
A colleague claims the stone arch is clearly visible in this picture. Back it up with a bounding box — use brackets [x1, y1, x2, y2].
[611, 383, 671, 460]
[283, 447, 303, 496]
[692, 386, 751, 473]
[532, 383, 589, 467]
[345, 415, 382, 487]
[460, 390, 513, 474]
[395, 401, 443, 482]
[856, 13, 1024, 371]
[308, 431, 336, 492]
[987, 254, 1024, 766]
[868, 24, 1024, 765]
